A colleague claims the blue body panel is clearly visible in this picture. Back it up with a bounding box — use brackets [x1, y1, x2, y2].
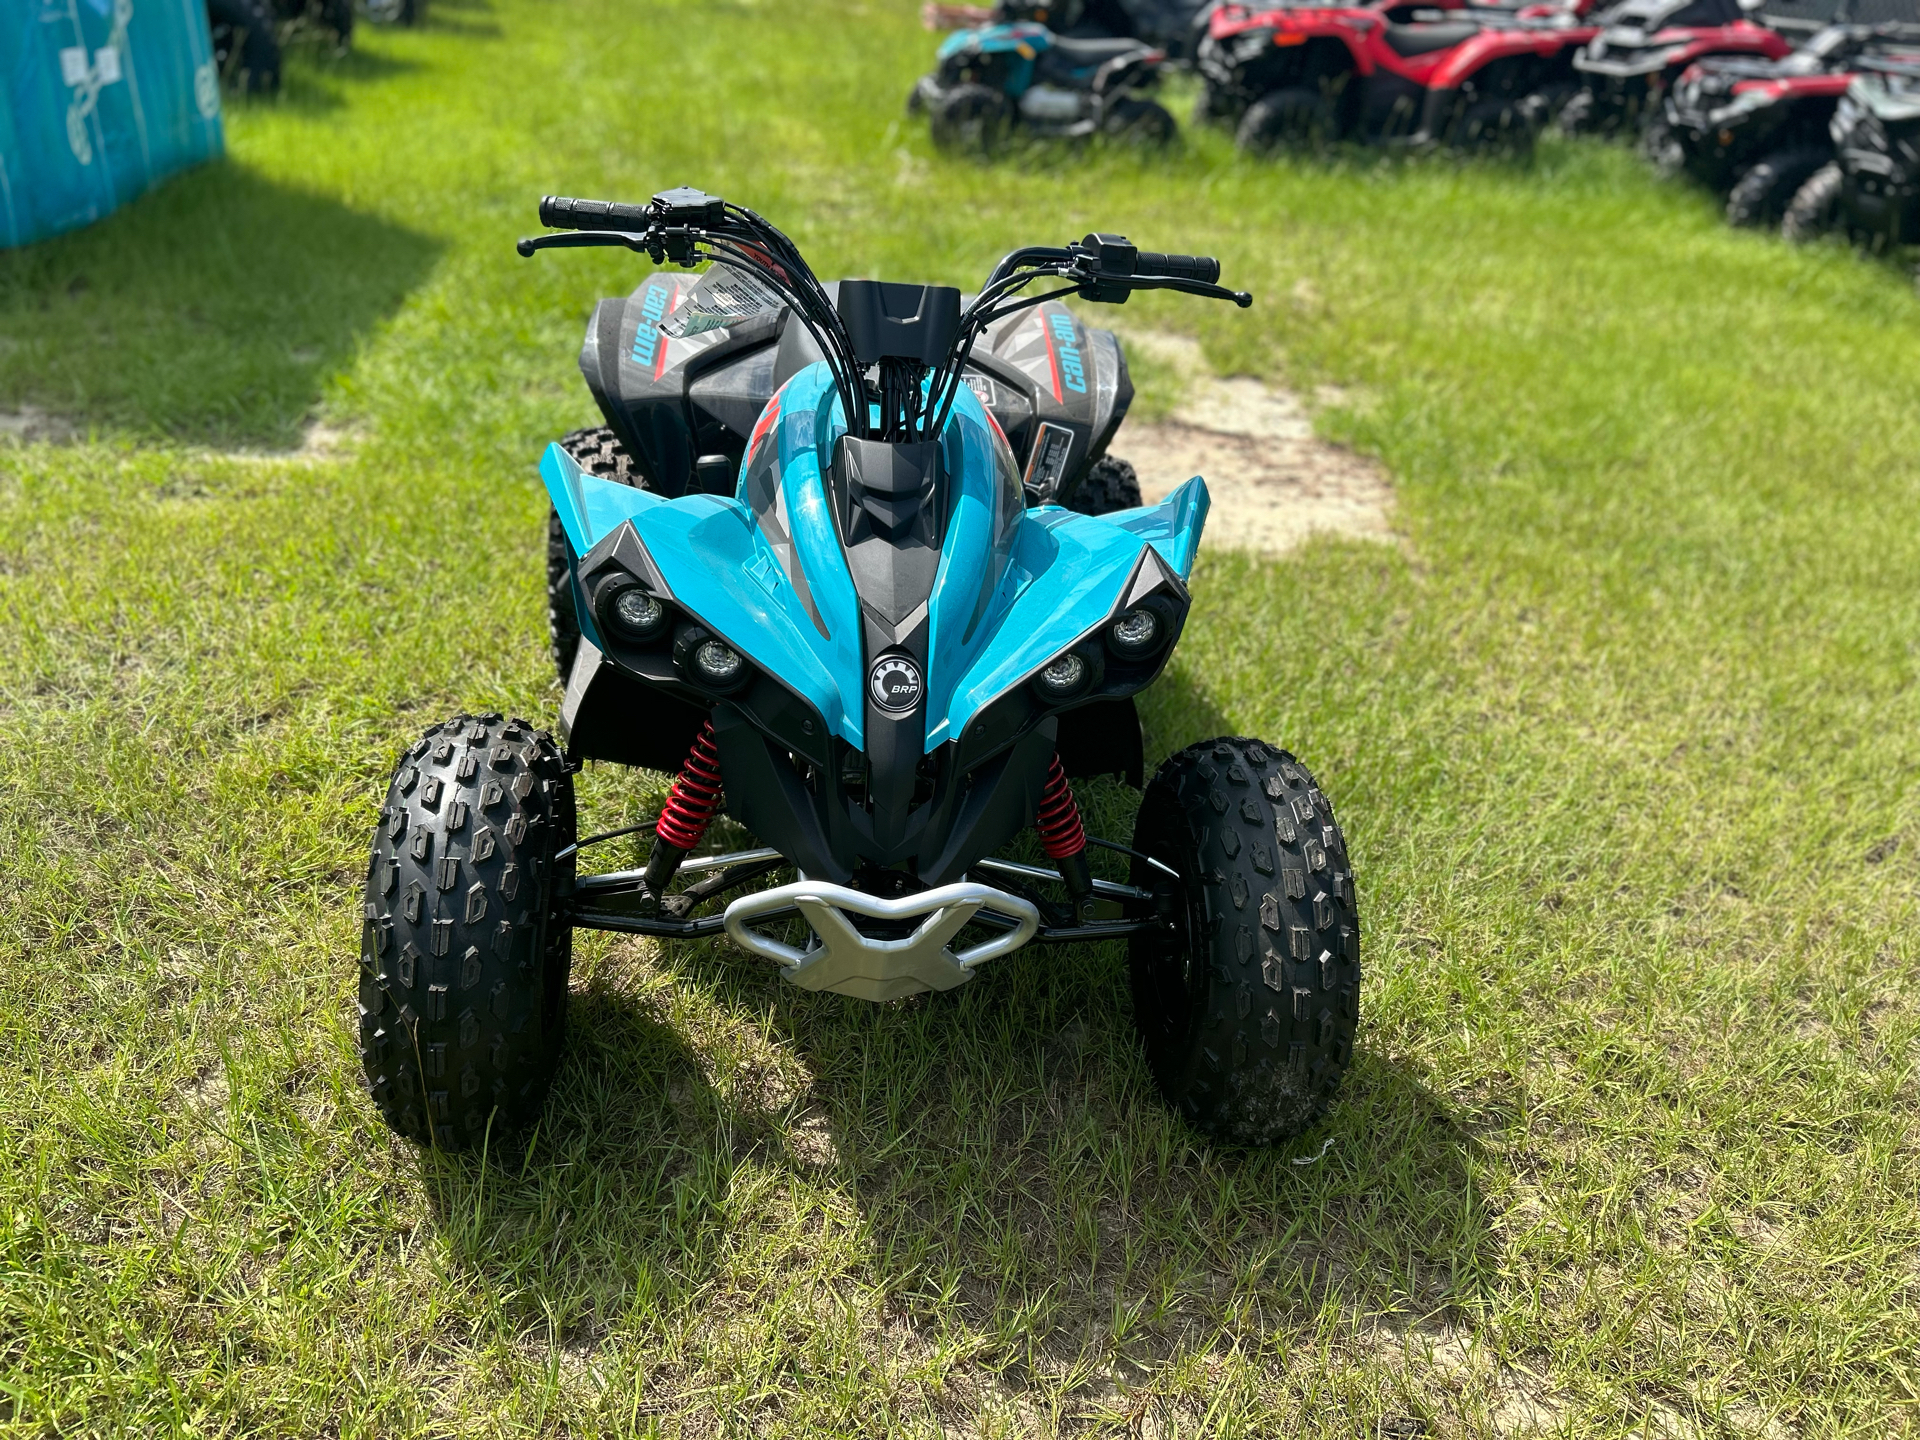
[543, 358, 1208, 759]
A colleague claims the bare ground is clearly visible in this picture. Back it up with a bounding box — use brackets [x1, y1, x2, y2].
[1110, 331, 1396, 559]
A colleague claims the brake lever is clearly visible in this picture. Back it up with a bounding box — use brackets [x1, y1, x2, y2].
[515, 230, 657, 258]
[1103, 276, 1255, 308]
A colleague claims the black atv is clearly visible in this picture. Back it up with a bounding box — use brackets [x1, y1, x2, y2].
[1664, 21, 1920, 223]
[910, 20, 1179, 152]
[543, 264, 1146, 692]
[1783, 52, 1920, 243]
[206, 0, 352, 93]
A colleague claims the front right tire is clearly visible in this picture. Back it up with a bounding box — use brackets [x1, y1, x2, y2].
[358, 714, 576, 1151]
[1128, 737, 1361, 1144]
[1782, 160, 1845, 244]
[1235, 88, 1335, 155]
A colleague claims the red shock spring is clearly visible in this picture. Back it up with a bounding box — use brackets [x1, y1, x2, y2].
[1034, 753, 1088, 861]
[655, 721, 725, 851]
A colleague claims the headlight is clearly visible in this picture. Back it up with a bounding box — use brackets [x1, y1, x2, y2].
[1038, 653, 1086, 695]
[1106, 606, 1162, 660]
[610, 588, 668, 640]
[594, 576, 672, 645]
[673, 623, 752, 693]
[694, 640, 743, 684]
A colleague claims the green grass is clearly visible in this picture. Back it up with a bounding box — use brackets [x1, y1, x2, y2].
[3, 0, 1919, 1433]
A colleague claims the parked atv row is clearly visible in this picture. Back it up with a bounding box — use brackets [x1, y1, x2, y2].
[913, 0, 1913, 163]
[1655, 20, 1920, 228]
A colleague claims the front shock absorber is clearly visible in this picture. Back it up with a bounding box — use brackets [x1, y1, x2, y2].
[645, 720, 725, 896]
[1035, 752, 1096, 924]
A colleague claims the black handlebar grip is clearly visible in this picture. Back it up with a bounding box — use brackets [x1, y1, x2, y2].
[1133, 251, 1222, 285]
[538, 195, 653, 231]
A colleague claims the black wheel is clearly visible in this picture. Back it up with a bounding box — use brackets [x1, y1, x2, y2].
[1128, 737, 1361, 1144]
[1102, 96, 1177, 147]
[1727, 148, 1830, 229]
[1235, 87, 1335, 155]
[547, 427, 648, 683]
[930, 83, 1013, 155]
[1453, 96, 1537, 158]
[1782, 161, 1844, 244]
[1555, 88, 1596, 136]
[1068, 455, 1144, 515]
[206, 0, 282, 92]
[358, 714, 577, 1151]
[1638, 111, 1684, 177]
[1192, 84, 1238, 128]
[320, 0, 353, 44]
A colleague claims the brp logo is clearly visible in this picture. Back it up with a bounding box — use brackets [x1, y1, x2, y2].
[867, 654, 923, 715]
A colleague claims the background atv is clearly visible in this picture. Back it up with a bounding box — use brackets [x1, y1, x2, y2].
[925, 0, 1218, 58]
[206, 0, 352, 93]
[357, 188, 1363, 1154]
[1783, 54, 1920, 242]
[1563, 0, 1791, 137]
[911, 21, 1179, 150]
[1663, 21, 1920, 223]
[1195, 0, 1597, 153]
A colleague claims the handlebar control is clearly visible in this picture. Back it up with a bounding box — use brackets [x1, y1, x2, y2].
[538, 195, 653, 231]
[538, 187, 727, 233]
[1134, 251, 1221, 286]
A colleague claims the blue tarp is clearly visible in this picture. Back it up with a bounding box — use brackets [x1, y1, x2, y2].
[1, 0, 225, 249]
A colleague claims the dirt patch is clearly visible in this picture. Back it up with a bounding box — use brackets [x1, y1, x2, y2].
[1109, 331, 1395, 560]
[0, 406, 76, 445]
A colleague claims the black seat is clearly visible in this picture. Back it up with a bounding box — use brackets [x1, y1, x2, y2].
[1382, 20, 1482, 55]
[1044, 33, 1154, 68]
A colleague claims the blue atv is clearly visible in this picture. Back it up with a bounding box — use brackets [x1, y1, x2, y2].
[910, 21, 1180, 150]
[356, 188, 1361, 1151]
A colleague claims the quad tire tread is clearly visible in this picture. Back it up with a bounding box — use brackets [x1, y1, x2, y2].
[1129, 736, 1360, 1145]
[1782, 159, 1844, 243]
[1068, 455, 1144, 516]
[547, 427, 649, 682]
[358, 714, 576, 1150]
[1727, 147, 1831, 228]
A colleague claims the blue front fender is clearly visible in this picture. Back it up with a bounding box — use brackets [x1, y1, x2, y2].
[543, 443, 1209, 759]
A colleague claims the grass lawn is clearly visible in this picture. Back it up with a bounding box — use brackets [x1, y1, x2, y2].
[3, 0, 1919, 1433]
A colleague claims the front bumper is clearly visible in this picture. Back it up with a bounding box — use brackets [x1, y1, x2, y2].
[724, 879, 1041, 1002]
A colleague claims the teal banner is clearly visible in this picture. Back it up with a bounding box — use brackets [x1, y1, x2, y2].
[1, 0, 225, 248]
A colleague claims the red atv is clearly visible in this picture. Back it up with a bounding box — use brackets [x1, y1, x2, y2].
[1661, 21, 1920, 224]
[1562, 0, 1791, 136]
[1195, 0, 1601, 153]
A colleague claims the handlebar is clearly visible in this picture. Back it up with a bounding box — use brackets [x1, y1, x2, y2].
[539, 195, 653, 231]
[1134, 252, 1221, 285]
[516, 189, 1253, 444]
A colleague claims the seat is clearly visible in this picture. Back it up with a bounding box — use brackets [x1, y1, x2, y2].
[1382, 21, 1483, 55]
[1044, 33, 1154, 68]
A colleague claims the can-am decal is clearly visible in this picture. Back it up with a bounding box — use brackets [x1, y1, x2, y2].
[1045, 310, 1087, 401]
[628, 281, 674, 377]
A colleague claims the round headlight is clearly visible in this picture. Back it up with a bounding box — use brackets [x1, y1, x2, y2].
[694, 639, 744, 684]
[611, 588, 666, 638]
[1036, 652, 1087, 697]
[1107, 606, 1161, 658]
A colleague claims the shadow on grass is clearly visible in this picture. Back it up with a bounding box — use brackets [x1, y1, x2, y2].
[0, 161, 440, 448]
[421, 939, 1489, 1380]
